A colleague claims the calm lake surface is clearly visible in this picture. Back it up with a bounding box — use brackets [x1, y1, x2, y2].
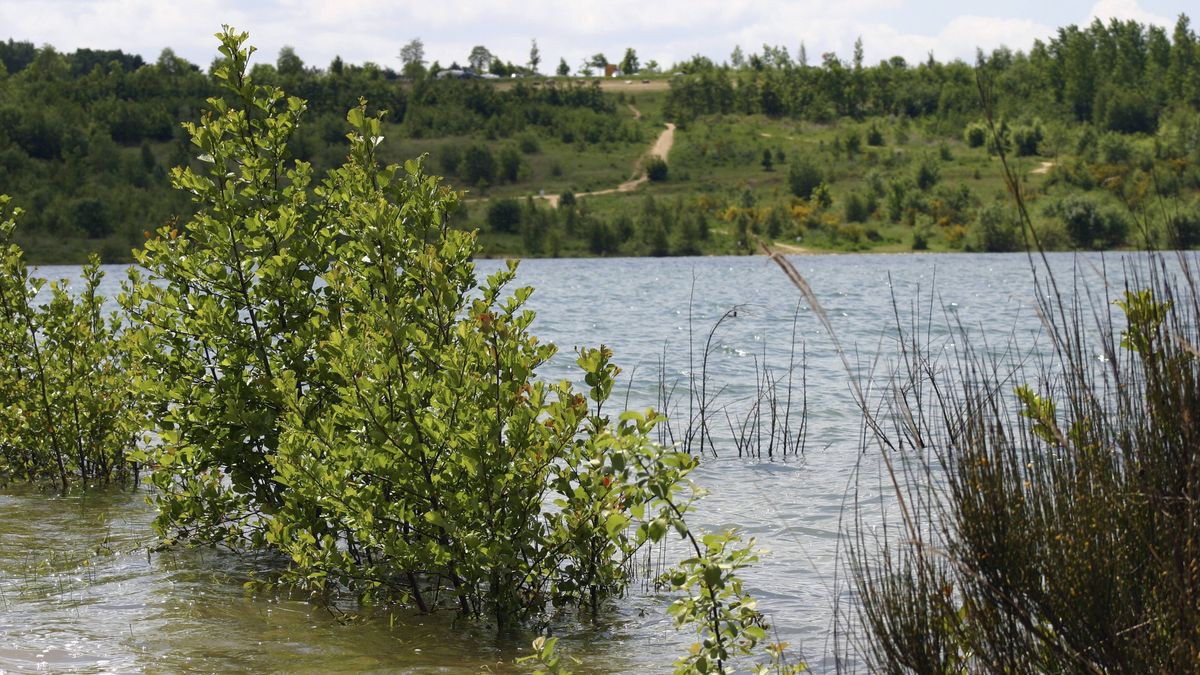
[1, 252, 1168, 672]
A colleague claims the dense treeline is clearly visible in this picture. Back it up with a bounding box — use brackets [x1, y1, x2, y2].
[0, 39, 628, 260]
[667, 15, 1199, 132]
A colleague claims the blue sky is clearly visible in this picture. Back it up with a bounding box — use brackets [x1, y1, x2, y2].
[0, 0, 1191, 73]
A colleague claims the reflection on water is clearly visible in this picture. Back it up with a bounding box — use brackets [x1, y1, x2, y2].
[5, 252, 1166, 672]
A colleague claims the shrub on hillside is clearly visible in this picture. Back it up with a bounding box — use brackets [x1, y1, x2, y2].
[645, 156, 668, 182]
[487, 197, 522, 233]
[964, 122, 988, 148]
[788, 159, 822, 199]
[461, 143, 497, 186]
[1051, 194, 1129, 248]
[915, 157, 940, 190]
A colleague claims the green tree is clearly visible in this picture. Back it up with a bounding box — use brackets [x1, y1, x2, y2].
[399, 37, 426, 78]
[620, 48, 639, 74]
[276, 45, 304, 76]
[528, 39, 541, 73]
[765, 206, 787, 238]
[556, 57, 570, 76]
[844, 192, 870, 223]
[468, 45, 493, 71]
[967, 201, 1024, 252]
[645, 156, 668, 182]
[964, 121, 988, 147]
[915, 156, 940, 190]
[1053, 194, 1129, 248]
[498, 145, 523, 183]
[487, 197, 522, 232]
[124, 30, 702, 631]
[788, 158, 822, 199]
[1012, 121, 1044, 156]
[730, 45, 745, 69]
[866, 123, 885, 146]
[461, 144, 497, 186]
[1168, 15, 1197, 105]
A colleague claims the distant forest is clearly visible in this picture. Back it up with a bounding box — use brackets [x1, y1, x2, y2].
[0, 14, 1197, 261]
[668, 15, 1199, 129]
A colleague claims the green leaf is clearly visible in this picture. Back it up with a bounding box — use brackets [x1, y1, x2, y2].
[424, 510, 449, 531]
[605, 512, 630, 538]
[703, 563, 723, 588]
[648, 516, 668, 542]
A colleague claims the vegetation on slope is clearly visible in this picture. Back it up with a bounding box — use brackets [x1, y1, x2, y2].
[0, 16, 1198, 262]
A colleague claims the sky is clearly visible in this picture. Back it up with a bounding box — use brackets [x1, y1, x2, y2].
[0, 0, 1192, 73]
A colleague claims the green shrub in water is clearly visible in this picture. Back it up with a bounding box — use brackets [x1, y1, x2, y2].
[0, 196, 142, 489]
[122, 28, 701, 629]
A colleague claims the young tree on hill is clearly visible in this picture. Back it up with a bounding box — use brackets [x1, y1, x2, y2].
[557, 57, 570, 76]
[620, 48, 639, 74]
[399, 38, 426, 78]
[468, 45, 493, 71]
[730, 45, 745, 68]
[761, 44, 791, 69]
[1169, 15, 1197, 105]
[528, 39, 541, 73]
[276, 45, 303, 76]
[788, 159, 822, 199]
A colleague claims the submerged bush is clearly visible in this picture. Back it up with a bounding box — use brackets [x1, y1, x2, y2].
[122, 28, 705, 629]
[0, 196, 142, 489]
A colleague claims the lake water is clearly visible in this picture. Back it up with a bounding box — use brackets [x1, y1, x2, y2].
[0, 252, 1170, 672]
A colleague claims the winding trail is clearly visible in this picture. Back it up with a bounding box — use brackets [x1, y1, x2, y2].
[1031, 160, 1055, 175]
[537, 105, 675, 208]
[768, 241, 812, 255]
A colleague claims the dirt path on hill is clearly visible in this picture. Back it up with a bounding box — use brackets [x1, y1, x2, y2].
[767, 241, 812, 255]
[537, 111, 676, 208]
[1032, 160, 1055, 174]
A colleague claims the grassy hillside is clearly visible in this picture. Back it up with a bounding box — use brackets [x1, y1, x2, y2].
[2, 16, 1199, 262]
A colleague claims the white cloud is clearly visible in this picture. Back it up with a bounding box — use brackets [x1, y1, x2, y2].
[1087, 0, 1174, 27]
[933, 15, 1054, 61]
